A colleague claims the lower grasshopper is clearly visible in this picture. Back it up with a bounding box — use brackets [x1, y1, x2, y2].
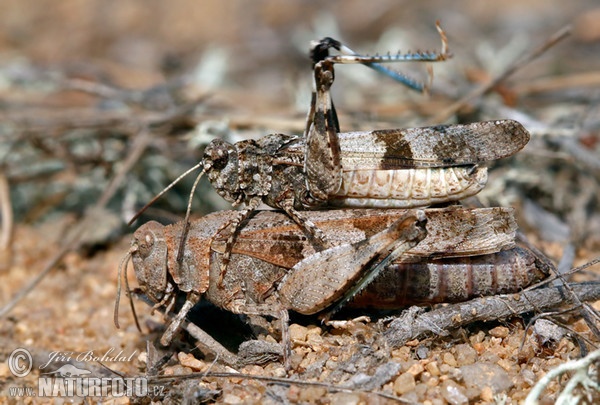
[115, 207, 549, 364]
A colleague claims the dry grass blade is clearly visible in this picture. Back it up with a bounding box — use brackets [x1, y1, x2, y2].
[429, 24, 572, 123]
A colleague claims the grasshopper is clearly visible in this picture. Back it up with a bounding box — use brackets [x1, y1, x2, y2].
[115, 207, 549, 364]
[131, 24, 531, 282]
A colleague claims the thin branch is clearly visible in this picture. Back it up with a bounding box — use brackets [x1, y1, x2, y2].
[0, 173, 13, 251]
[429, 25, 572, 123]
[148, 371, 412, 403]
[384, 282, 600, 348]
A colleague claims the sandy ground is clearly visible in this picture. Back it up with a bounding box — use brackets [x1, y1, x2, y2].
[1, 1, 599, 403]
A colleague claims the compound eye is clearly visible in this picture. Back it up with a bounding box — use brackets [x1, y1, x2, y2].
[212, 151, 229, 170]
[137, 231, 155, 259]
[204, 140, 232, 172]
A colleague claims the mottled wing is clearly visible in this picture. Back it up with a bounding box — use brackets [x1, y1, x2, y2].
[338, 119, 530, 169]
[213, 207, 517, 269]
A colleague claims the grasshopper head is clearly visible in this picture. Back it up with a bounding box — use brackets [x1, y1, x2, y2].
[130, 221, 169, 303]
[203, 139, 242, 203]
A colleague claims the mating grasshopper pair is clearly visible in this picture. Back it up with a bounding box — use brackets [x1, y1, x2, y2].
[118, 24, 538, 363]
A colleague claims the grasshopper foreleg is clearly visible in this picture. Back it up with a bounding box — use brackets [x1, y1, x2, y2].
[213, 197, 263, 286]
[160, 292, 200, 346]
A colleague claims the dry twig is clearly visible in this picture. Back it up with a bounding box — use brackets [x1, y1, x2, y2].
[384, 282, 600, 348]
[429, 25, 572, 123]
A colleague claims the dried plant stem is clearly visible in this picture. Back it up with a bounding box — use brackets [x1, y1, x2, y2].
[525, 348, 600, 405]
[429, 25, 572, 123]
[0, 173, 13, 250]
[384, 282, 600, 348]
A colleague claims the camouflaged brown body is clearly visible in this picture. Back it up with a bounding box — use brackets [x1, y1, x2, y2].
[203, 119, 529, 211]
[130, 208, 548, 316]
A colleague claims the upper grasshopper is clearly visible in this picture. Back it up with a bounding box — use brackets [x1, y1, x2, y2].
[131, 23, 530, 281]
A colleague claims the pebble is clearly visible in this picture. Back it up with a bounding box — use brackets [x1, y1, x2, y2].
[163, 364, 193, 376]
[297, 387, 327, 403]
[222, 394, 243, 404]
[443, 352, 458, 367]
[489, 326, 509, 338]
[391, 346, 411, 361]
[406, 362, 425, 377]
[480, 386, 494, 402]
[460, 362, 513, 395]
[425, 361, 441, 376]
[289, 324, 308, 342]
[178, 352, 206, 371]
[306, 325, 323, 336]
[454, 344, 477, 366]
[330, 392, 361, 405]
[441, 380, 469, 405]
[393, 372, 416, 395]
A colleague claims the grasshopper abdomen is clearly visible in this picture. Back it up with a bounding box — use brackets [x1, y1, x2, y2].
[334, 166, 487, 208]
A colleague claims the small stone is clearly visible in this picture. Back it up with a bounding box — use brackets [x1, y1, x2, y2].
[416, 345, 430, 359]
[222, 394, 243, 404]
[460, 362, 513, 395]
[478, 351, 501, 364]
[520, 368, 536, 386]
[407, 362, 425, 377]
[289, 324, 308, 342]
[264, 364, 286, 378]
[330, 392, 361, 405]
[414, 383, 428, 399]
[489, 326, 509, 338]
[441, 380, 469, 405]
[454, 344, 477, 366]
[325, 358, 338, 370]
[443, 353, 458, 367]
[391, 346, 411, 362]
[469, 330, 486, 345]
[472, 342, 485, 354]
[425, 376, 439, 387]
[178, 352, 207, 371]
[497, 358, 515, 373]
[0, 363, 10, 378]
[439, 363, 460, 379]
[306, 325, 322, 336]
[163, 365, 193, 376]
[298, 387, 327, 403]
[425, 361, 441, 376]
[480, 386, 494, 402]
[306, 331, 324, 347]
[393, 372, 416, 395]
